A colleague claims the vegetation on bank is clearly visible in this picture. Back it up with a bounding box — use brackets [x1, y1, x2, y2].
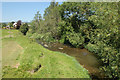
[2, 29, 90, 78]
[25, 2, 120, 78]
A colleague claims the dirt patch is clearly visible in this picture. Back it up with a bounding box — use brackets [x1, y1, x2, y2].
[28, 70, 34, 74]
[34, 64, 41, 72]
[8, 31, 13, 33]
[28, 64, 42, 74]
[2, 41, 23, 67]
[2, 35, 14, 39]
[17, 44, 23, 50]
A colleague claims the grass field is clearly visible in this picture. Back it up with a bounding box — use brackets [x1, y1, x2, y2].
[2, 29, 90, 78]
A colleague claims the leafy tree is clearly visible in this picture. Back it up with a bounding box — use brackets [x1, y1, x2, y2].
[43, 2, 61, 39]
[16, 20, 22, 29]
[60, 2, 94, 32]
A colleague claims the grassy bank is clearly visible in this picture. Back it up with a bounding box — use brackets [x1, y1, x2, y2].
[0, 29, 2, 79]
[2, 29, 90, 78]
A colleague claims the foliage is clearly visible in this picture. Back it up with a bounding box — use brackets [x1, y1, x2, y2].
[1, 23, 7, 28]
[29, 2, 61, 41]
[67, 32, 84, 48]
[8, 21, 15, 29]
[43, 2, 61, 38]
[58, 2, 94, 47]
[27, 32, 55, 42]
[57, 22, 84, 47]
[59, 2, 120, 78]
[19, 23, 29, 35]
[16, 20, 22, 29]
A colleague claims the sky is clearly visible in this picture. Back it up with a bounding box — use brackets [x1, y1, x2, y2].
[2, 2, 63, 22]
[2, 0, 116, 22]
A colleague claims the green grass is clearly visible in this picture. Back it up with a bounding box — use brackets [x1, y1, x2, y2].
[2, 40, 22, 66]
[2, 29, 90, 78]
[0, 29, 2, 79]
[2, 29, 21, 66]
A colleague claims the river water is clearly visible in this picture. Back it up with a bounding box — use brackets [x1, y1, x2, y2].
[37, 41, 105, 78]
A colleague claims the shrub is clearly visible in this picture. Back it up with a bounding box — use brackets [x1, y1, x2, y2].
[2, 23, 7, 28]
[20, 23, 29, 35]
[66, 32, 84, 48]
[85, 41, 120, 78]
[29, 32, 55, 42]
[85, 43, 99, 53]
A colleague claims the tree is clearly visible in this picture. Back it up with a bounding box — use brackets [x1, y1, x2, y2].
[44, 0, 56, 17]
[16, 20, 22, 29]
[60, 2, 93, 32]
[28, 1, 61, 42]
[86, 2, 120, 78]
[8, 21, 15, 29]
[43, 2, 61, 39]
[30, 11, 42, 33]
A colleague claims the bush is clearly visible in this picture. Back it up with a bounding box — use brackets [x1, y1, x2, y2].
[85, 43, 99, 53]
[85, 41, 120, 78]
[2, 23, 7, 28]
[66, 32, 84, 48]
[20, 23, 29, 35]
[29, 32, 55, 42]
[59, 35, 66, 43]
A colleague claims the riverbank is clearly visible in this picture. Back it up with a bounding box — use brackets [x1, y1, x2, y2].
[2, 29, 90, 78]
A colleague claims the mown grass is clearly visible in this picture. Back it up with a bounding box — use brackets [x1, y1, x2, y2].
[2, 29, 90, 78]
[2, 30, 21, 66]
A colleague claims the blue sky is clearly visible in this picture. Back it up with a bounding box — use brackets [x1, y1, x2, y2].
[2, 2, 62, 22]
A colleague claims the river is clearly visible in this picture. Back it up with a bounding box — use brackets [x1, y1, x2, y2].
[36, 41, 105, 78]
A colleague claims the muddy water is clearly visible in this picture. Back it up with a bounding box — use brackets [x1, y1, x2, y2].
[37, 41, 105, 78]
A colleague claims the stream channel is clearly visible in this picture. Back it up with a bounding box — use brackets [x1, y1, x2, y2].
[36, 40, 105, 79]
